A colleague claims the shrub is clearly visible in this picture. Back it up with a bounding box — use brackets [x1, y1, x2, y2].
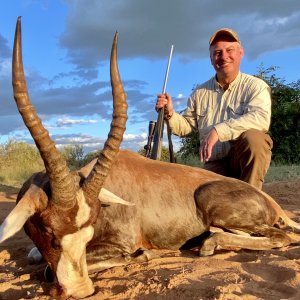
[61, 144, 85, 170]
[0, 140, 44, 186]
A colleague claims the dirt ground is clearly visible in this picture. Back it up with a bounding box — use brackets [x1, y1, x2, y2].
[0, 180, 299, 300]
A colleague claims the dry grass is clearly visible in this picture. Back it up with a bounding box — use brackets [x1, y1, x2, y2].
[265, 164, 300, 182]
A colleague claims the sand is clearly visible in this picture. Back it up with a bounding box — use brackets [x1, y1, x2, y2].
[0, 180, 299, 300]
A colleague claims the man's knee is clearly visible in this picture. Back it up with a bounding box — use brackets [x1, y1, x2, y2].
[232, 129, 273, 189]
[238, 129, 273, 154]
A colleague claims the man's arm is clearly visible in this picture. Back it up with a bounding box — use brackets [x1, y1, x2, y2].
[168, 96, 199, 136]
[156, 93, 197, 136]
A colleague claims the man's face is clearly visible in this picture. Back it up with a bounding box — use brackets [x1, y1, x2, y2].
[210, 39, 244, 78]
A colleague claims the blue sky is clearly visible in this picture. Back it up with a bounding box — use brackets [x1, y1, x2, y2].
[0, 0, 300, 153]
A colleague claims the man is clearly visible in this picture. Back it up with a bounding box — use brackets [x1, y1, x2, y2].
[156, 28, 273, 189]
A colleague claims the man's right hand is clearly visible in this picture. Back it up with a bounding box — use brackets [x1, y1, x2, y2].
[155, 93, 174, 119]
[199, 128, 219, 162]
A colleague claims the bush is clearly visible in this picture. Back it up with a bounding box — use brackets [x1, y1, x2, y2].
[61, 144, 85, 170]
[0, 140, 44, 186]
[138, 145, 178, 162]
[176, 153, 203, 168]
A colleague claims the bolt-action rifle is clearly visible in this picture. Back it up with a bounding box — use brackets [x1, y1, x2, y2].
[149, 45, 174, 161]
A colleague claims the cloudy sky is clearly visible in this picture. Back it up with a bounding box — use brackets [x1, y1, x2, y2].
[0, 0, 299, 153]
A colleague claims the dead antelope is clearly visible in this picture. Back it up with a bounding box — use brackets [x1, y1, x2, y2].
[1, 17, 299, 299]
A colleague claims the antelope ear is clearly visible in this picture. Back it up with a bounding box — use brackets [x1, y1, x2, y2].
[99, 188, 134, 206]
[0, 192, 37, 243]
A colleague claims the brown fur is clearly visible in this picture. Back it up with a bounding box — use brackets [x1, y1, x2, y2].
[78, 150, 297, 266]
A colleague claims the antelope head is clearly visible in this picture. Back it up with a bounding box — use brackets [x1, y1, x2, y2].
[0, 17, 127, 298]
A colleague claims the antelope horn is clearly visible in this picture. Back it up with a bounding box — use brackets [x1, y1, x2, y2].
[12, 17, 77, 209]
[83, 32, 127, 199]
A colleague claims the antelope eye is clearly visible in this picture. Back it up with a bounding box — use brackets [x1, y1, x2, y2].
[52, 238, 61, 250]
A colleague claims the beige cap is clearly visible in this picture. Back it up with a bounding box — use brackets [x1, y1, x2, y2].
[209, 28, 241, 46]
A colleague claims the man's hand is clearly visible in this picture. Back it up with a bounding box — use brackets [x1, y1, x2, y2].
[155, 93, 174, 119]
[200, 128, 219, 162]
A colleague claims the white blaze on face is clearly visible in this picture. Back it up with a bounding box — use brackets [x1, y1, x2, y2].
[56, 225, 95, 298]
[75, 190, 91, 228]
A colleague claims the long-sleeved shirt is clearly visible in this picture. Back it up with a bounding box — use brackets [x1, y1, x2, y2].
[168, 72, 271, 161]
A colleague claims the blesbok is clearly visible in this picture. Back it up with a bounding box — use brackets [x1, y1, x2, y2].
[1, 17, 299, 299]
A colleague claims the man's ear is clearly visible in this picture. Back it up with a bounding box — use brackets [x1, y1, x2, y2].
[240, 46, 244, 58]
[209, 51, 213, 65]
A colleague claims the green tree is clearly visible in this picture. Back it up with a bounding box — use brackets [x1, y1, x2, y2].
[61, 144, 85, 169]
[178, 131, 199, 159]
[82, 150, 101, 165]
[256, 65, 300, 164]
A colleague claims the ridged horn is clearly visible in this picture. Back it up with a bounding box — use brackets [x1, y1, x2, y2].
[12, 17, 77, 209]
[83, 32, 127, 199]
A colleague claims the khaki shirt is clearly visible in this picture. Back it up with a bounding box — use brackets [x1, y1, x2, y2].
[168, 72, 271, 161]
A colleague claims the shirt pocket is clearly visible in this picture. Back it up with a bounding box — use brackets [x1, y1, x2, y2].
[227, 101, 246, 119]
[196, 107, 208, 130]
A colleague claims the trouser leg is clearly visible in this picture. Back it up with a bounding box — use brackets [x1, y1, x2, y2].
[203, 157, 230, 177]
[229, 129, 273, 189]
[204, 129, 273, 189]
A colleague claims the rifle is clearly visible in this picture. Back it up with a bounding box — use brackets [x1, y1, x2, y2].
[150, 45, 174, 160]
[144, 120, 156, 158]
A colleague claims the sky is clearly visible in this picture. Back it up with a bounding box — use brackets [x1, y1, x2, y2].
[0, 0, 300, 154]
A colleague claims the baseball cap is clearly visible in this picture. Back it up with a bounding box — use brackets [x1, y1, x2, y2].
[209, 28, 241, 46]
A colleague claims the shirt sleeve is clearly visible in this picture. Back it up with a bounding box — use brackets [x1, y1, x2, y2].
[214, 85, 272, 142]
[168, 96, 198, 136]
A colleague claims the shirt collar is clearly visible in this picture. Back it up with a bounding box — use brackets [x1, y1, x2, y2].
[213, 72, 241, 92]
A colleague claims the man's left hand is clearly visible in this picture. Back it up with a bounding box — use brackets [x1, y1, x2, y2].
[200, 128, 219, 162]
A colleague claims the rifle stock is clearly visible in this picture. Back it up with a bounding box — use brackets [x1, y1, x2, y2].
[150, 108, 164, 159]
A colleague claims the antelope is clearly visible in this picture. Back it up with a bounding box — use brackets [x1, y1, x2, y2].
[1, 17, 299, 299]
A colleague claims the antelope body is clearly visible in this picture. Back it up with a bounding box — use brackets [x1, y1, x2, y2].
[1, 18, 299, 299]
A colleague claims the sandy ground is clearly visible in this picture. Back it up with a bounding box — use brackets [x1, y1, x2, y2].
[0, 180, 299, 300]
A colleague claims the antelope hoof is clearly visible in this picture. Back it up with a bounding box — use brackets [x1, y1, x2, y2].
[199, 248, 215, 257]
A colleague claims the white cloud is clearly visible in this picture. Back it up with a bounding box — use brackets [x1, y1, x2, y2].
[123, 132, 147, 141]
[57, 117, 98, 127]
[0, 58, 11, 76]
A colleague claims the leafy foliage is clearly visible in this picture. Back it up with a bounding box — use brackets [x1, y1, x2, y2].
[0, 140, 44, 185]
[138, 145, 176, 162]
[82, 150, 101, 165]
[60, 145, 105, 169]
[256, 65, 300, 164]
[61, 144, 85, 170]
[178, 131, 199, 159]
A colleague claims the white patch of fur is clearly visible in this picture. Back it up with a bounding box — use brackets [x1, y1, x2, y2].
[0, 197, 35, 243]
[75, 190, 91, 228]
[56, 225, 95, 298]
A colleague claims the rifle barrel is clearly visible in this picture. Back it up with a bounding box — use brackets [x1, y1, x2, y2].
[150, 45, 174, 160]
[162, 45, 174, 94]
